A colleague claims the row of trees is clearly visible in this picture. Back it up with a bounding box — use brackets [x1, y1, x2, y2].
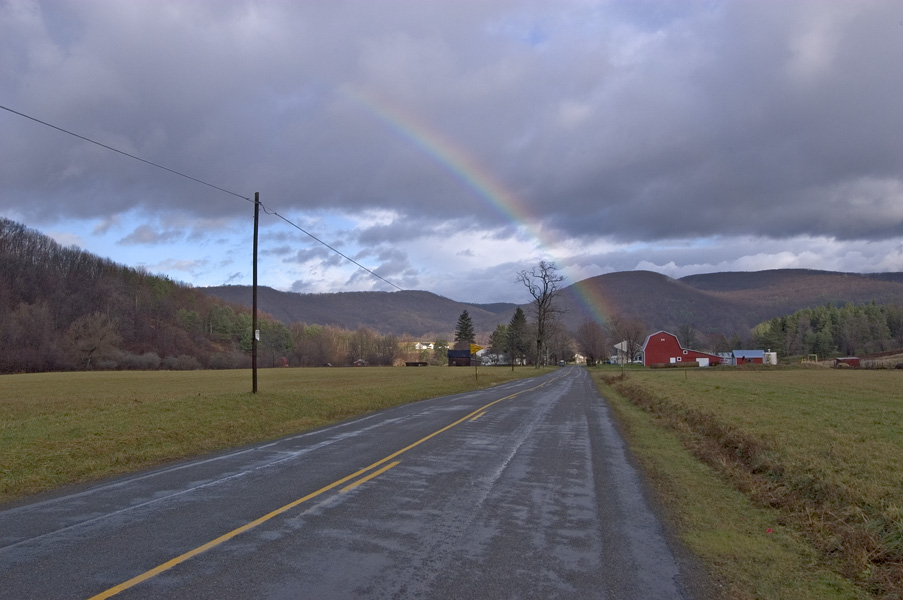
[481, 307, 576, 366]
[286, 323, 420, 367]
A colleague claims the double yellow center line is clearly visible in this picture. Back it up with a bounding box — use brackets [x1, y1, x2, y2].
[88, 375, 560, 599]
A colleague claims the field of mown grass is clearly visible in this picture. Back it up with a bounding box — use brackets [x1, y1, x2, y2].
[594, 366, 902, 600]
[0, 366, 539, 506]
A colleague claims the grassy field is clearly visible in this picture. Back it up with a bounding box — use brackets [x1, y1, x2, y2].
[593, 366, 902, 600]
[7, 364, 901, 598]
[0, 366, 540, 506]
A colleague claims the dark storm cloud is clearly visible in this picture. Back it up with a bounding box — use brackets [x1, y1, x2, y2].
[528, 1, 903, 243]
[354, 216, 471, 247]
[2, 0, 902, 299]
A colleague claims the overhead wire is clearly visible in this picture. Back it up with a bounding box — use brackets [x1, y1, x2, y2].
[0, 103, 403, 291]
[0, 104, 252, 203]
[261, 204, 403, 291]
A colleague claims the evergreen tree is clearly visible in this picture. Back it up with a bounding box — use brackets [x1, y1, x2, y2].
[487, 323, 508, 363]
[454, 310, 475, 349]
[506, 307, 529, 366]
[432, 339, 449, 365]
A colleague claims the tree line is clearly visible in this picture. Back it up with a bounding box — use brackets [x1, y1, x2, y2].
[752, 302, 903, 358]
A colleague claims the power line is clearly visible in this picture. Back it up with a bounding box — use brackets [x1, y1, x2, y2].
[1, 103, 403, 291]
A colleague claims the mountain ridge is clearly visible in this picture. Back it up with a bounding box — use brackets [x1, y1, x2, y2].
[203, 286, 517, 339]
[203, 268, 903, 338]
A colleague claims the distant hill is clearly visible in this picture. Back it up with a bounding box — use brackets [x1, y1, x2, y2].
[554, 271, 749, 334]
[203, 286, 518, 339]
[556, 269, 903, 334]
[206, 269, 903, 338]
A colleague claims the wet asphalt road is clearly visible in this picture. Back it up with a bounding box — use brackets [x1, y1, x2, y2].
[1, 367, 703, 599]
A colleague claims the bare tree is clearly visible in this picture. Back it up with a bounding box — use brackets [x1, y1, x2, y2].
[516, 260, 565, 368]
[677, 323, 697, 350]
[575, 320, 608, 365]
[67, 312, 121, 369]
[546, 317, 574, 365]
[611, 316, 647, 364]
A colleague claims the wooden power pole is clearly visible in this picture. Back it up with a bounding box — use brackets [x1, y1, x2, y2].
[252, 192, 259, 393]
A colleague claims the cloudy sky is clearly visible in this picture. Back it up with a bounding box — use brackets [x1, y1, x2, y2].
[2, 0, 902, 303]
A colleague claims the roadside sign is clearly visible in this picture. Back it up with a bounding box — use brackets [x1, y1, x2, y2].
[470, 344, 483, 354]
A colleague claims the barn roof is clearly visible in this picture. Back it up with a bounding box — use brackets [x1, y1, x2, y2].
[641, 330, 676, 350]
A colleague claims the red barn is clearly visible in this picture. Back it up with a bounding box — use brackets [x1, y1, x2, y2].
[642, 331, 722, 367]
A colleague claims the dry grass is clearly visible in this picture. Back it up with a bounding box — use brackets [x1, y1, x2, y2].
[0, 366, 539, 505]
[596, 367, 903, 599]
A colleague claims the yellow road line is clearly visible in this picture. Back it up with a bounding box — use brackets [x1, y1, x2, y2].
[341, 461, 400, 493]
[87, 375, 560, 599]
[470, 411, 487, 421]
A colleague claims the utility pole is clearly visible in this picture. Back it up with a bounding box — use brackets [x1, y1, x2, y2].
[252, 192, 259, 393]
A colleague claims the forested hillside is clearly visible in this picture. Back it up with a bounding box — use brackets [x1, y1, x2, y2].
[0, 218, 256, 373]
[753, 302, 903, 357]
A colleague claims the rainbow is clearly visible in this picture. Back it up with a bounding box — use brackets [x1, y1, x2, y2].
[343, 87, 612, 326]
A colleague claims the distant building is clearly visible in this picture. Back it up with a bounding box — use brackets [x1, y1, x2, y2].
[834, 356, 860, 368]
[641, 331, 722, 367]
[719, 350, 777, 365]
[732, 350, 765, 365]
[612, 341, 639, 364]
[447, 349, 471, 367]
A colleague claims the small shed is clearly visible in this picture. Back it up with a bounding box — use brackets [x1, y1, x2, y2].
[447, 349, 472, 367]
[835, 356, 860, 368]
